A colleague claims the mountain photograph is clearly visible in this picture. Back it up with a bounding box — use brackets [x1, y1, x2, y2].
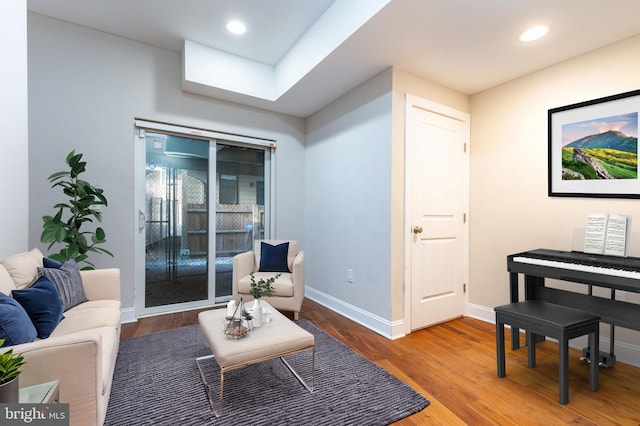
[561, 113, 638, 180]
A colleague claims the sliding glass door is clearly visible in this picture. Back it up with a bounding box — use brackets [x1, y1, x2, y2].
[144, 134, 210, 308]
[135, 122, 272, 316]
[214, 145, 266, 297]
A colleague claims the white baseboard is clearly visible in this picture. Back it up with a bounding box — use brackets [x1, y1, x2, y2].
[467, 302, 640, 368]
[121, 306, 137, 324]
[305, 286, 407, 340]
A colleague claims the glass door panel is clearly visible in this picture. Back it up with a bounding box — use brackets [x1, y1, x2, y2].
[214, 144, 266, 299]
[145, 133, 210, 308]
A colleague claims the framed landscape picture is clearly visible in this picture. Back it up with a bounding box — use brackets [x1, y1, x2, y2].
[548, 89, 640, 198]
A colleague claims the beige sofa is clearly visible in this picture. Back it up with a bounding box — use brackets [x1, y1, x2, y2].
[232, 240, 304, 319]
[0, 248, 120, 426]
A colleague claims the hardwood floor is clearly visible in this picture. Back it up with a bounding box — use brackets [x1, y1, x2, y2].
[121, 299, 640, 425]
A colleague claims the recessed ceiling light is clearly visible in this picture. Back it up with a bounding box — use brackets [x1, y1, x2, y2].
[520, 25, 549, 42]
[226, 20, 246, 35]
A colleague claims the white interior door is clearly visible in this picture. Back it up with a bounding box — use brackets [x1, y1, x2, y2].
[405, 95, 469, 330]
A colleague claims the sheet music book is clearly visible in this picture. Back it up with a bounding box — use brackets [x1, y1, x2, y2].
[584, 213, 632, 257]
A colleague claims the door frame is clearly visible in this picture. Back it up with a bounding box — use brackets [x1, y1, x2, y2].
[403, 94, 470, 335]
[133, 119, 276, 318]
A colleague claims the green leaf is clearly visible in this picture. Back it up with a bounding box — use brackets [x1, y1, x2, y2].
[41, 226, 58, 244]
[91, 228, 104, 242]
[47, 171, 70, 181]
[65, 150, 77, 163]
[54, 226, 67, 243]
[67, 152, 82, 166]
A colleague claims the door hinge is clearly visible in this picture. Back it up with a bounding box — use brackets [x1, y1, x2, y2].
[463, 213, 467, 223]
[464, 142, 467, 153]
[463, 283, 467, 293]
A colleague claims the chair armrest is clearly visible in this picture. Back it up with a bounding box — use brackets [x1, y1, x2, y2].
[80, 268, 120, 301]
[292, 251, 304, 301]
[232, 251, 255, 296]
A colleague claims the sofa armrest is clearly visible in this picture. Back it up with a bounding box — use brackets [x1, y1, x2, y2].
[80, 268, 120, 301]
[232, 251, 255, 296]
[13, 332, 105, 425]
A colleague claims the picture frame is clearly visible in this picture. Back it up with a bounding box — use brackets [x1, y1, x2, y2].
[548, 89, 640, 198]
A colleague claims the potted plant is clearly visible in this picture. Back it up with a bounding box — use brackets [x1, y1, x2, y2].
[249, 273, 281, 326]
[241, 308, 254, 331]
[40, 150, 113, 269]
[0, 339, 25, 403]
[249, 272, 280, 300]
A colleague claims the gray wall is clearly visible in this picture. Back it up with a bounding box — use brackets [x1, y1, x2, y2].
[27, 13, 306, 311]
[305, 70, 393, 332]
[0, 0, 29, 258]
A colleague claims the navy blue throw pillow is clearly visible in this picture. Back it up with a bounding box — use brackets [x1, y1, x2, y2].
[259, 242, 290, 272]
[13, 277, 64, 339]
[43, 258, 63, 269]
[0, 294, 37, 346]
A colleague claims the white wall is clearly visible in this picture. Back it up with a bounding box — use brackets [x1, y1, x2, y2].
[470, 34, 640, 365]
[305, 69, 393, 335]
[27, 13, 306, 312]
[0, 0, 29, 257]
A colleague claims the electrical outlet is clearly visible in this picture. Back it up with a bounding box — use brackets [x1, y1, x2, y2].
[347, 269, 354, 283]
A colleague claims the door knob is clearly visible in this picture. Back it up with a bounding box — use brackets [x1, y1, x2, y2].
[412, 226, 423, 234]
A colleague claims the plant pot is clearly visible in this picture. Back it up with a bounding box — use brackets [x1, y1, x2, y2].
[0, 376, 19, 403]
[252, 298, 263, 327]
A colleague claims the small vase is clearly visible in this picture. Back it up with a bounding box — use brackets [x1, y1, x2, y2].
[242, 318, 254, 331]
[0, 376, 19, 403]
[252, 298, 263, 327]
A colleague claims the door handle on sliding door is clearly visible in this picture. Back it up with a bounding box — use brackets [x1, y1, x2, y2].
[138, 209, 146, 233]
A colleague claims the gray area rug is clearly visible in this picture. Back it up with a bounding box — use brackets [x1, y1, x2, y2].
[105, 320, 429, 425]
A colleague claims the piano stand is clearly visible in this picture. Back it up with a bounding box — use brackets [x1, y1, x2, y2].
[581, 348, 616, 367]
[508, 249, 640, 368]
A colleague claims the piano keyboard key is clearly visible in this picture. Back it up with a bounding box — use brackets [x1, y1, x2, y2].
[513, 256, 640, 280]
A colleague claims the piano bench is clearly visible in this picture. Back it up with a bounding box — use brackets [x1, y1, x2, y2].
[495, 301, 600, 404]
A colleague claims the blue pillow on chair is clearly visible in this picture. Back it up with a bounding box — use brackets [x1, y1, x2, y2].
[13, 277, 64, 339]
[259, 242, 290, 272]
[0, 294, 37, 346]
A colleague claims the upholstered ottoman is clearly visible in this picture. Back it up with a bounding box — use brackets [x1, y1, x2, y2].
[197, 301, 314, 415]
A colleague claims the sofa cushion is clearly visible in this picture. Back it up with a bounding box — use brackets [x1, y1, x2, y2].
[50, 306, 121, 337]
[0, 294, 37, 345]
[12, 277, 64, 339]
[238, 272, 294, 297]
[67, 300, 121, 311]
[0, 265, 16, 296]
[258, 242, 290, 272]
[39, 259, 88, 311]
[0, 248, 44, 289]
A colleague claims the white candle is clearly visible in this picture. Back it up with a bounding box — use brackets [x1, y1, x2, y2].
[226, 300, 236, 317]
